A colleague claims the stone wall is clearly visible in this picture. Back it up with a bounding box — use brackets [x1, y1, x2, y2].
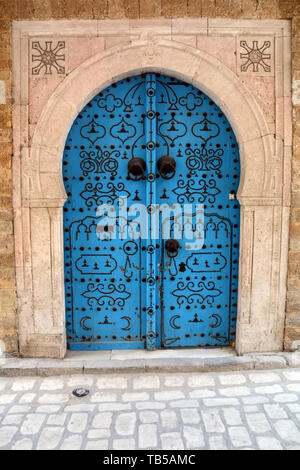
[286, 10, 300, 350]
[0, 0, 299, 354]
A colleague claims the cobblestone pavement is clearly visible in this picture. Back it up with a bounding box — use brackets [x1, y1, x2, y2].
[1, 368, 300, 450]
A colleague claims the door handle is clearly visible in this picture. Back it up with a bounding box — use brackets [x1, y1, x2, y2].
[165, 239, 180, 258]
[127, 158, 146, 181]
[157, 155, 176, 179]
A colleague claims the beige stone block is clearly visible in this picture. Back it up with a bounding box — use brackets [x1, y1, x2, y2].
[19, 36, 29, 105]
[19, 151, 31, 193]
[68, 37, 105, 72]
[239, 75, 275, 125]
[237, 206, 285, 353]
[31, 208, 61, 335]
[16, 287, 34, 345]
[129, 18, 171, 30]
[238, 138, 265, 199]
[0, 314, 16, 330]
[38, 147, 61, 175]
[48, 207, 65, 331]
[275, 96, 284, 141]
[12, 151, 21, 211]
[220, 89, 266, 143]
[12, 104, 29, 148]
[19, 333, 66, 359]
[283, 36, 292, 97]
[104, 36, 132, 50]
[29, 76, 64, 125]
[50, 65, 104, 112]
[28, 124, 37, 146]
[196, 35, 236, 73]
[292, 171, 300, 191]
[11, 25, 22, 106]
[30, 120, 51, 155]
[0, 268, 15, 290]
[39, 173, 66, 201]
[0, 128, 12, 143]
[284, 96, 292, 146]
[36, 94, 76, 151]
[15, 265, 25, 294]
[13, 208, 23, 268]
[159, 44, 201, 78]
[283, 146, 292, 207]
[0, 289, 16, 312]
[0, 220, 13, 234]
[274, 36, 284, 98]
[0, 80, 6, 104]
[192, 62, 239, 110]
[97, 19, 130, 35]
[0, 234, 14, 257]
[292, 80, 300, 106]
[58, 46, 144, 110]
[17, 20, 97, 37]
[113, 44, 144, 76]
[208, 19, 290, 38]
[21, 207, 31, 271]
[172, 35, 197, 48]
[264, 137, 283, 199]
[171, 18, 207, 35]
[140, 40, 162, 69]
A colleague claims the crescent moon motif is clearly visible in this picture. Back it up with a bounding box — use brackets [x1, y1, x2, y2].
[80, 316, 92, 331]
[121, 316, 132, 331]
[169, 315, 181, 330]
[209, 314, 222, 328]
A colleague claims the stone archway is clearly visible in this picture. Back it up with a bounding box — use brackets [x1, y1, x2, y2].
[14, 38, 288, 357]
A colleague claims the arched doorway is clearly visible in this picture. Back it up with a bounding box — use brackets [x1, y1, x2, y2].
[63, 73, 240, 351]
[15, 30, 288, 358]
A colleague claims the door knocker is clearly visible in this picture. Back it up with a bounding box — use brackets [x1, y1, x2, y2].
[165, 239, 180, 258]
[157, 155, 176, 179]
[127, 158, 146, 181]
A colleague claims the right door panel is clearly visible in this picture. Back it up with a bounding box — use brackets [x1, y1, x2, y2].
[155, 75, 240, 348]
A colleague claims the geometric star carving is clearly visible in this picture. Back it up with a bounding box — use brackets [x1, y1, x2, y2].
[32, 40, 66, 75]
[240, 40, 271, 73]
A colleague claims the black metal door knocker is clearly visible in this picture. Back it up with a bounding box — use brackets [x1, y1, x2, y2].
[127, 158, 146, 181]
[157, 155, 176, 179]
[165, 239, 180, 258]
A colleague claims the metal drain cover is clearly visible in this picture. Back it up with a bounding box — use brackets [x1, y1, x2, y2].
[72, 387, 89, 397]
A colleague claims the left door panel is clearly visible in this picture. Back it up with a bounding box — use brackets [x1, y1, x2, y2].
[63, 75, 147, 350]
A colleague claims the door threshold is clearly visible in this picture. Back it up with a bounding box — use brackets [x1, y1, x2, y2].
[1, 348, 297, 376]
[65, 346, 236, 362]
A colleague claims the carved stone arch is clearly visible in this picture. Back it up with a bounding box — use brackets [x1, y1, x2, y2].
[17, 39, 286, 357]
[31, 40, 274, 206]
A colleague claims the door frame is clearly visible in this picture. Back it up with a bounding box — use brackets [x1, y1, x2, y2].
[12, 19, 291, 357]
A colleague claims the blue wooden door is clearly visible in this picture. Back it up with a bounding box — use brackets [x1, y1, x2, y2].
[63, 73, 240, 350]
[155, 75, 240, 348]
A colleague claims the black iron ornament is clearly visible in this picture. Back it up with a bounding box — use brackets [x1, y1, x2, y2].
[127, 157, 146, 181]
[165, 239, 180, 258]
[157, 155, 176, 179]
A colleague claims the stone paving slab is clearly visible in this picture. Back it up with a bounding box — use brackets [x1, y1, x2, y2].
[0, 350, 299, 377]
[1, 368, 300, 450]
